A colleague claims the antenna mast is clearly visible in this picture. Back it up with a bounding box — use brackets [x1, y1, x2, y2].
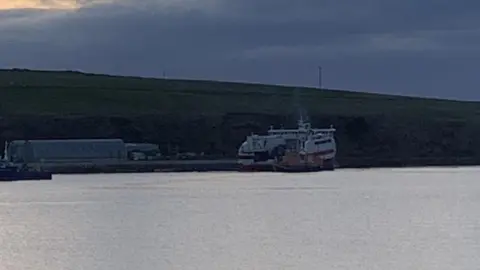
[318, 66, 322, 89]
[293, 87, 310, 127]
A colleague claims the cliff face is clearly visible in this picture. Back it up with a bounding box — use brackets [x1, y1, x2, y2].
[2, 113, 480, 166]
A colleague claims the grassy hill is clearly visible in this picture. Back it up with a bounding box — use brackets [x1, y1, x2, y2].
[1, 68, 480, 118]
[1, 68, 480, 166]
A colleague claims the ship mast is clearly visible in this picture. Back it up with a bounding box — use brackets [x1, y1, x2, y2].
[293, 87, 310, 130]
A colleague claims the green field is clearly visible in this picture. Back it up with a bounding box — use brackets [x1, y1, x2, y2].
[1, 68, 479, 120]
[1, 68, 480, 165]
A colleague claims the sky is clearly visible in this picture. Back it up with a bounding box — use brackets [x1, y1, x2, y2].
[1, 0, 480, 100]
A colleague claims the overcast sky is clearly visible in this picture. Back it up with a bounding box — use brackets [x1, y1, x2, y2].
[1, 0, 480, 100]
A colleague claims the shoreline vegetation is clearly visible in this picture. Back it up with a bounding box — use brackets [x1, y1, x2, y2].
[1, 68, 480, 173]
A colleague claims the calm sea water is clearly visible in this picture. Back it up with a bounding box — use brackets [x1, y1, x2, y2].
[1, 167, 480, 270]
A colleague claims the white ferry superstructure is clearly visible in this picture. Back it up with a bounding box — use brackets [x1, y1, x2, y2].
[237, 117, 337, 172]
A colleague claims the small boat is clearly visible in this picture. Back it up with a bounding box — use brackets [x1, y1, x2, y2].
[0, 162, 52, 181]
[0, 141, 52, 181]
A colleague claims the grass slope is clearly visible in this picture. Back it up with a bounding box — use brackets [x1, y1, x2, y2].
[0, 69, 479, 121]
[2, 68, 480, 165]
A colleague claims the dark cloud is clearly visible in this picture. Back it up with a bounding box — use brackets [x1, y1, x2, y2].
[1, 0, 480, 100]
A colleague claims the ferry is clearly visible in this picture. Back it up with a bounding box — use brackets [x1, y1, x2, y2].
[237, 116, 337, 172]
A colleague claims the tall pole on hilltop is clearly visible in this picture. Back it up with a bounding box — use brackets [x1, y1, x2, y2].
[318, 66, 322, 89]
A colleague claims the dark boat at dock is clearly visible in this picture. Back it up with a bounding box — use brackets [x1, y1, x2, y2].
[0, 162, 52, 181]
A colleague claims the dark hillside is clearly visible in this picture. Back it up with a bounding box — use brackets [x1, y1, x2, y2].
[1, 69, 479, 166]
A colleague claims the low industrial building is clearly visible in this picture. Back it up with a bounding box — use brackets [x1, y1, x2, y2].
[5, 138, 127, 163]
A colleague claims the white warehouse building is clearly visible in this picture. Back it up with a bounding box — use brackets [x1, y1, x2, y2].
[5, 138, 127, 163]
